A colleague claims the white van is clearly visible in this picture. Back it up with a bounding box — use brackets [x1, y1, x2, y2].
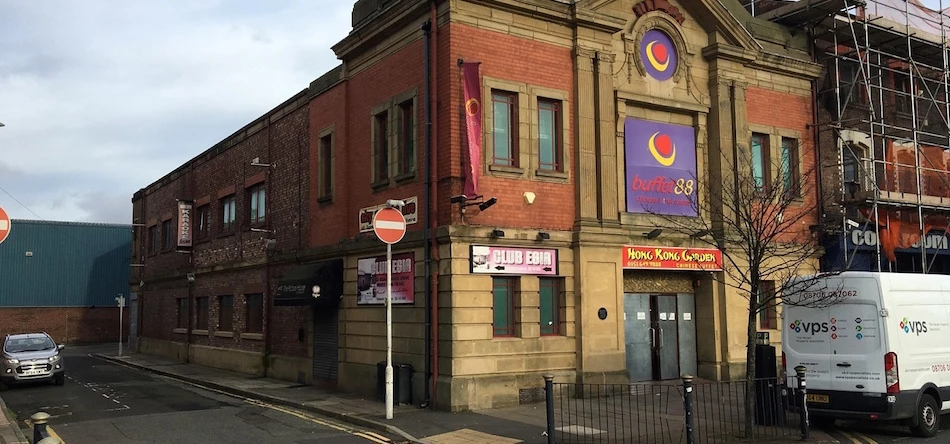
[782, 271, 950, 438]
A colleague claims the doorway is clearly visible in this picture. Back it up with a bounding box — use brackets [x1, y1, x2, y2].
[623, 293, 697, 382]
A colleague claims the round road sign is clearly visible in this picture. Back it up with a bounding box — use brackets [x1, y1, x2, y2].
[0, 205, 10, 245]
[373, 207, 406, 244]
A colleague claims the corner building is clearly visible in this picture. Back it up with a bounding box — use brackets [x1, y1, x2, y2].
[133, 0, 821, 412]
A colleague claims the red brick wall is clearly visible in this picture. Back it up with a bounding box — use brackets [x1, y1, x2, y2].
[308, 41, 427, 246]
[0, 307, 129, 345]
[443, 23, 576, 231]
[134, 98, 312, 358]
[746, 86, 820, 236]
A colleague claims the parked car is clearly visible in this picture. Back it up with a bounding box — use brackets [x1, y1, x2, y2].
[0, 332, 65, 390]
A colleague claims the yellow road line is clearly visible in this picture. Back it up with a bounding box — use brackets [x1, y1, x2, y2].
[838, 430, 864, 444]
[244, 399, 391, 443]
[48, 425, 65, 443]
[856, 432, 878, 444]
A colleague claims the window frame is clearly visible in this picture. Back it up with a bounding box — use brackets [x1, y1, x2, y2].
[537, 98, 563, 173]
[245, 293, 264, 334]
[247, 184, 266, 226]
[780, 136, 801, 198]
[176, 297, 188, 329]
[750, 132, 771, 192]
[218, 295, 234, 332]
[318, 129, 334, 201]
[396, 99, 415, 177]
[196, 296, 210, 331]
[147, 225, 159, 255]
[196, 204, 211, 240]
[758, 280, 778, 330]
[220, 195, 236, 233]
[161, 219, 174, 251]
[492, 277, 518, 337]
[490, 90, 519, 167]
[372, 110, 390, 184]
[539, 277, 563, 336]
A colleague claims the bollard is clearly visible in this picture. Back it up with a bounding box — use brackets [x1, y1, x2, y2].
[682, 374, 696, 444]
[37, 438, 63, 444]
[795, 365, 809, 441]
[31, 411, 51, 444]
[543, 374, 555, 444]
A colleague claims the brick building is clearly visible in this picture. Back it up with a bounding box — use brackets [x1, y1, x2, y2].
[134, 0, 822, 411]
[0, 219, 131, 344]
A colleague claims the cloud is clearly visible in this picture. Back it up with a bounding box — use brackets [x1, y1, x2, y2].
[0, 0, 352, 223]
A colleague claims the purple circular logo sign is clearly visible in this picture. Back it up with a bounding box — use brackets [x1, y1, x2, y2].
[640, 29, 677, 81]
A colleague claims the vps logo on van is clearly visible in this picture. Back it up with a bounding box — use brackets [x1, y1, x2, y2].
[789, 319, 829, 334]
[900, 317, 928, 335]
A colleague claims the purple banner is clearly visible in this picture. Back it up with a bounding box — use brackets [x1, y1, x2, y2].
[624, 118, 697, 216]
[356, 252, 415, 305]
[470, 245, 558, 275]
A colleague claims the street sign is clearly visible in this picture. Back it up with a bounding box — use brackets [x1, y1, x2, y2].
[0, 205, 10, 245]
[373, 208, 407, 244]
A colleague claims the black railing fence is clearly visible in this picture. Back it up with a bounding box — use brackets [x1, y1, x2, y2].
[543, 372, 810, 444]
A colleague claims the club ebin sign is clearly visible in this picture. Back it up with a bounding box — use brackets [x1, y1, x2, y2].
[470, 245, 558, 275]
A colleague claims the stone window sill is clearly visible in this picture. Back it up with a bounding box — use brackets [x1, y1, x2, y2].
[192, 329, 209, 335]
[241, 333, 264, 341]
[371, 179, 391, 192]
[214, 331, 234, 338]
[173, 328, 188, 334]
[489, 164, 525, 178]
[535, 169, 569, 182]
[317, 195, 333, 205]
[393, 171, 416, 184]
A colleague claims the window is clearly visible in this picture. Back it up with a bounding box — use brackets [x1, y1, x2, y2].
[220, 195, 236, 232]
[751, 133, 770, 191]
[758, 281, 778, 329]
[196, 204, 211, 239]
[161, 219, 174, 250]
[491, 91, 518, 167]
[245, 293, 264, 333]
[147, 225, 158, 254]
[218, 295, 233, 332]
[538, 99, 562, 172]
[248, 184, 266, 225]
[894, 73, 911, 113]
[374, 111, 389, 183]
[319, 133, 333, 199]
[492, 277, 517, 337]
[176, 298, 188, 329]
[780, 137, 800, 197]
[196, 297, 209, 331]
[397, 100, 415, 176]
[539, 277, 563, 336]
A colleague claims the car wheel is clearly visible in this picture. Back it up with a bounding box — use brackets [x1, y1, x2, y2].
[910, 394, 939, 438]
[810, 415, 836, 429]
[53, 373, 65, 386]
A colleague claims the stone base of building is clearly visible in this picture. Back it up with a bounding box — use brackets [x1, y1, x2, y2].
[435, 370, 579, 412]
[138, 338, 312, 385]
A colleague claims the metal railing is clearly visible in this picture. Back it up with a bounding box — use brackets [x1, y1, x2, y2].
[543, 369, 810, 444]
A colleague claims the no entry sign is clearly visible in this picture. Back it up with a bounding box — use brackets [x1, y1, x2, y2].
[373, 208, 406, 244]
[0, 205, 10, 245]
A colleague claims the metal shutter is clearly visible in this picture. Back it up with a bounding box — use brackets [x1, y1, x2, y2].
[312, 309, 339, 381]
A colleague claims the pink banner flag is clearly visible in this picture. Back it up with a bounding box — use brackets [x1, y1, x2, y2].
[462, 62, 482, 199]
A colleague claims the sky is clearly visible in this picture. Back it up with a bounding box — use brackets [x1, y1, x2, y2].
[0, 1, 351, 224]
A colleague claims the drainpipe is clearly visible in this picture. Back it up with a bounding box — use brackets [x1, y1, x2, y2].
[264, 119, 274, 370]
[422, 19, 433, 407]
[427, 0, 441, 409]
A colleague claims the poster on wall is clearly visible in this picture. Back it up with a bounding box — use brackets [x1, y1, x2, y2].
[358, 196, 418, 233]
[470, 245, 558, 275]
[357, 252, 415, 305]
[624, 118, 698, 216]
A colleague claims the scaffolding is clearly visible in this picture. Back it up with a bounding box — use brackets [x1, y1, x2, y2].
[758, 0, 950, 273]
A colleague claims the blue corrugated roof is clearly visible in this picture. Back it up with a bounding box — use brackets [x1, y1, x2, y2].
[0, 219, 132, 307]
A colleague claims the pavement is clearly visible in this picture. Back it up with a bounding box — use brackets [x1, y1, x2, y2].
[0, 393, 28, 444]
[81, 349, 841, 444]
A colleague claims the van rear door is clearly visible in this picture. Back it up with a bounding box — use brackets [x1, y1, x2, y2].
[827, 302, 886, 394]
[784, 304, 833, 389]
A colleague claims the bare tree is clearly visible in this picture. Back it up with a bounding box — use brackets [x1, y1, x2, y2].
[643, 148, 846, 437]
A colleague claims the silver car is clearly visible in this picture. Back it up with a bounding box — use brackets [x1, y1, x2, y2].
[0, 333, 65, 390]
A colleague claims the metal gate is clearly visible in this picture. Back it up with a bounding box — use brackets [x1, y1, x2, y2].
[312, 309, 339, 381]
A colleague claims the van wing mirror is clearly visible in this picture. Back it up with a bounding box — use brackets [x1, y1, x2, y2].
[57, 344, 65, 351]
